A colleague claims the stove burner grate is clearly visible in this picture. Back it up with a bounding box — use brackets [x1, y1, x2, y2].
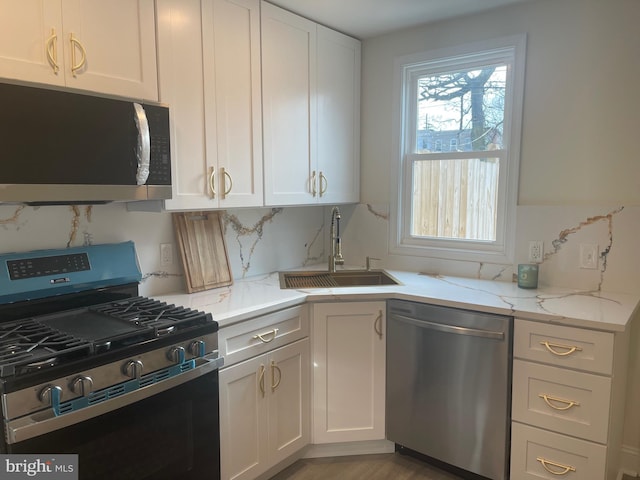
[0, 319, 92, 377]
[91, 297, 211, 334]
[0, 296, 214, 378]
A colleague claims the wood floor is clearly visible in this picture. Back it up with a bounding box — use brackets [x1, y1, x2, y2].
[269, 453, 465, 480]
[269, 452, 639, 480]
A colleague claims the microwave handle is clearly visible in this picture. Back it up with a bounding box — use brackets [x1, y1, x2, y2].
[133, 103, 150, 185]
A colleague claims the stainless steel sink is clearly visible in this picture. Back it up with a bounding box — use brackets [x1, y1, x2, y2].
[279, 270, 400, 289]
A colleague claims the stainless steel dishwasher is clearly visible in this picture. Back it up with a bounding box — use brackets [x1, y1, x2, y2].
[386, 300, 512, 480]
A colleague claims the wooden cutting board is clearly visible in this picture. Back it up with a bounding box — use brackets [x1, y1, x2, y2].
[172, 211, 233, 293]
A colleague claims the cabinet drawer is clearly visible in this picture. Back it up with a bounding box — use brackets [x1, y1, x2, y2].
[219, 305, 309, 367]
[511, 422, 606, 480]
[514, 319, 614, 374]
[512, 360, 611, 443]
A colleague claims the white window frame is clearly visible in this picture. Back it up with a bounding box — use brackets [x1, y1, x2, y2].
[389, 35, 526, 264]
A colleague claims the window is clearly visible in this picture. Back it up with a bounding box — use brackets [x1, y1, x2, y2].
[391, 36, 526, 263]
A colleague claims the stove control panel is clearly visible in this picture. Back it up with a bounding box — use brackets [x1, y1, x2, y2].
[8, 253, 90, 280]
[0, 242, 142, 304]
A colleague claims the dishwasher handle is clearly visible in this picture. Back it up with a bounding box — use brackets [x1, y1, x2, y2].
[392, 313, 505, 340]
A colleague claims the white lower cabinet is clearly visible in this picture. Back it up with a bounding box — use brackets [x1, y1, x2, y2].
[219, 306, 310, 480]
[511, 422, 607, 480]
[311, 302, 386, 443]
[510, 318, 629, 480]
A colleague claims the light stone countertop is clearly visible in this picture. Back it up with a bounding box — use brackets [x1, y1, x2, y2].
[155, 268, 640, 332]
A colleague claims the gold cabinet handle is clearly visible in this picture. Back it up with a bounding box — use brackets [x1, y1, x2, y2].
[374, 310, 383, 339]
[69, 33, 86, 77]
[258, 364, 266, 398]
[536, 457, 576, 475]
[46, 28, 59, 74]
[539, 393, 580, 411]
[270, 360, 282, 392]
[220, 167, 233, 199]
[310, 171, 317, 197]
[540, 341, 583, 356]
[253, 328, 278, 343]
[319, 172, 328, 196]
[208, 167, 216, 198]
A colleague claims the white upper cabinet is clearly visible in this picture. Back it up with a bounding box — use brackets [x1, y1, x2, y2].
[0, 0, 158, 100]
[0, 1, 65, 87]
[158, 0, 263, 211]
[261, 2, 317, 206]
[262, 1, 361, 206]
[316, 25, 361, 204]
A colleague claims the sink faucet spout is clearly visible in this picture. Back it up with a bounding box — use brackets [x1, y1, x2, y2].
[329, 206, 345, 273]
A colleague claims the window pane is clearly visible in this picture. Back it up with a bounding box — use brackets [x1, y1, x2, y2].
[415, 66, 506, 153]
[411, 158, 499, 241]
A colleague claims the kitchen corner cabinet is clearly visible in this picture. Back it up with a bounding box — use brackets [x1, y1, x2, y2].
[157, 0, 263, 211]
[510, 319, 630, 480]
[0, 0, 158, 101]
[261, 1, 361, 206]
[316, 25, 361, 204]
[312, 302, 386, 443]
[219, 306, 310, 480]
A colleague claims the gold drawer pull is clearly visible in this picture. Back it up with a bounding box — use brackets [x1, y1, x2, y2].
[310, 171, 317, 197]
[270, 360, 282, 392]
[319, 171, 328, 196]
[208, 167, 216, 198]
[536, 457, 576, 475]
[253, 328, 279, 343]
[540, 341, 583, 356]
[374, 310, 383, 339]
[258, 364, 266, 397]
[220, 167, 232, 199]
[69, 33, 86, 77]
[539, 393, 580, 411]
[46, 28, 59, 74]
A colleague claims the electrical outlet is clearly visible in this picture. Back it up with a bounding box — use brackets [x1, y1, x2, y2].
[580, 243, 598, 269]
[528, 241, 543, 263]
[160, 243, 173, 267]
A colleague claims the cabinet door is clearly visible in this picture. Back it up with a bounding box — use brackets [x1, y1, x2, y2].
[268, 338, 310, 466]
[206, 0, 263, 208]
[0, 0, 65, 86]
[219, 356, 269, 480]
[261, 1, 317, 206]
[312, 302, 386, 443]
[316, 25, 361, 204]
[157, 0, 215, 211]
[60, 0, 158, 100]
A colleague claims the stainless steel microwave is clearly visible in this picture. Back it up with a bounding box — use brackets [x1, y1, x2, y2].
[0, 82, 171, 205]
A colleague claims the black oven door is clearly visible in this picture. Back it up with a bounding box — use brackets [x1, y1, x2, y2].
[3, 371, 219, 480]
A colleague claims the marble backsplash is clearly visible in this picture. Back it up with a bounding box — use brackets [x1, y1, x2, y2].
[0, 204, 325, 297]
[338, 203, 640, 296]
[1, 202, 638, 296]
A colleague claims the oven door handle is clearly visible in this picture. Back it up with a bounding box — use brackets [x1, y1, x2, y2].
[5, 353, 224, 445]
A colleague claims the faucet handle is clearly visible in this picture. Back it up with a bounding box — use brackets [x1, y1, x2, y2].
[366, 256, 380, 271]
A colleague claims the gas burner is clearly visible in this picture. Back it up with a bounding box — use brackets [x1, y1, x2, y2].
[91, 297, 213, 335]
[0, 295, 215, 379]
[0, 319, 92, 377]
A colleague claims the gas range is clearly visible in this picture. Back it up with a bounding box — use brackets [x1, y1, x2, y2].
[0, 242, 222, 451]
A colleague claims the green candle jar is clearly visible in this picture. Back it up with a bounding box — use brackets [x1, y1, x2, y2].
[518, 264, 538, 289]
